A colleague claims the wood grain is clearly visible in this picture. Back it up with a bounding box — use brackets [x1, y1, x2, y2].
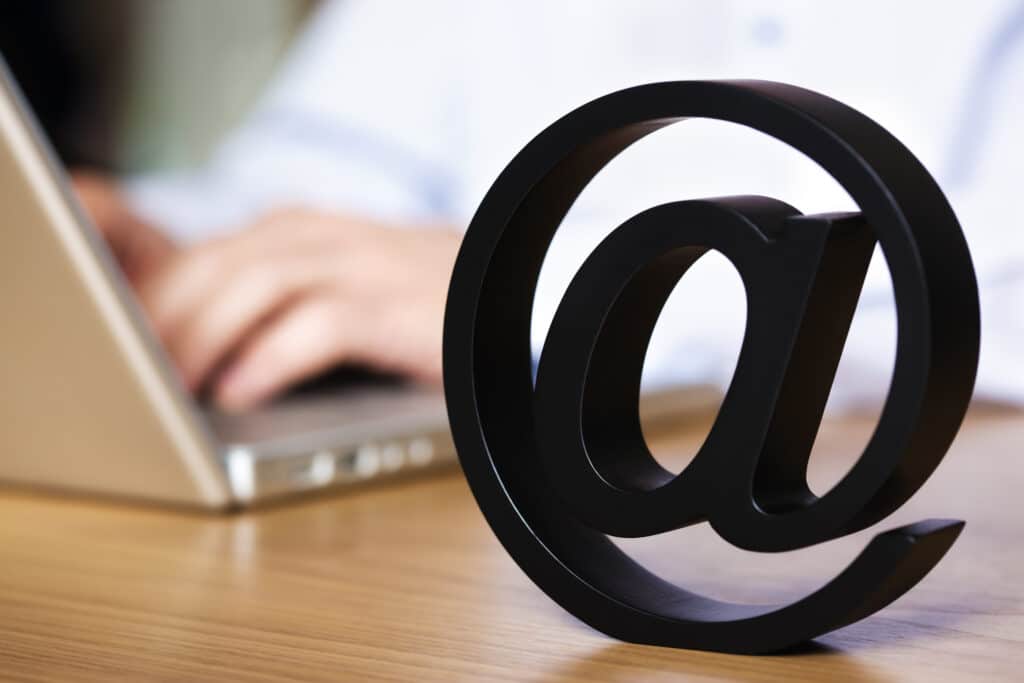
[1, 406, 1021, 682]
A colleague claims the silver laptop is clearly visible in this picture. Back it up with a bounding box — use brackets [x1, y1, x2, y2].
[0, 62, 717, 509]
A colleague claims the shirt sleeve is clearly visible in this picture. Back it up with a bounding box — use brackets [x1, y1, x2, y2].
[127, 0, 467, 242]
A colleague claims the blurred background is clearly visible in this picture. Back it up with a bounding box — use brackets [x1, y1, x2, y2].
[0, 0, 314, 172]
[1, 0, 1019, 414]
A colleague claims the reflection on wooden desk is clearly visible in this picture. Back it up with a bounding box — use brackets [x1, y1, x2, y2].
[1, 407, 1022, 682]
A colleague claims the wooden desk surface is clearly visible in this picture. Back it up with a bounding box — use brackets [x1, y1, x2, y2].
[1, 408, 1022, 682]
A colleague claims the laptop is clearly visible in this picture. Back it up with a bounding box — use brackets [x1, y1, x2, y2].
[0, 62, 718, 509]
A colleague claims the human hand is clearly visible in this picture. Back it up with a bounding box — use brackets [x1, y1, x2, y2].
[71, 173, 460, 409]
[133, 208, 460, 410]
[71, 171, 178, 285]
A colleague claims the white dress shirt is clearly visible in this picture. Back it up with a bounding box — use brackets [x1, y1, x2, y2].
[129, 0, 1024, 408]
